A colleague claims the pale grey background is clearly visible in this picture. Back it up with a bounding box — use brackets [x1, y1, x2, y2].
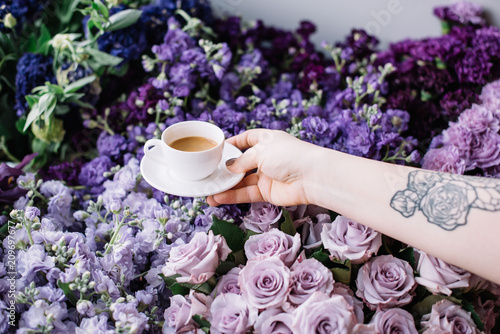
[210, 0, 500, 49]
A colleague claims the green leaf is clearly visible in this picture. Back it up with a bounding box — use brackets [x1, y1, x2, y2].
[331, 260, 351, 285]
[25, 95, 39, 109]
[411, 295, 446, 318]
[169, 283, 190, 295]
[398, 247, 415, 269]
[63, 75, 97, 94]
[67, 99, 95, 110]
[192, 315, 211, 332]
[57, 280, 78, 306]
[92, 0, 110, 18]
[209, 215, 246, 253]
[43, 94, 58, 119]
[23, 105, 41, 132]
[105, 9, 142, 32]
[280, 209, 296, 236]
[36, 25, 52, 55]
[15, 117, 26, 133]
[87, 48, 123, 66]
[55, 0, 81, 23]
[462, 299, 484, 331]
[215, 260, 237, 276]
[160, 274, 213, 295]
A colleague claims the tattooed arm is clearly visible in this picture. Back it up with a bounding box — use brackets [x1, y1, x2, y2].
[208, 129, 500, 284]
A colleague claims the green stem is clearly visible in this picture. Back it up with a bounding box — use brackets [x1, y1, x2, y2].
[23, 221, 34, 246]
[104, 216, 125, 255]
[0, 137, 21, 163]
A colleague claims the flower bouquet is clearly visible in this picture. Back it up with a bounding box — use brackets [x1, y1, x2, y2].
[1, 0, 500, 333]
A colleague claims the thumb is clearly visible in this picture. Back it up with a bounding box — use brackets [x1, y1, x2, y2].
[227, 146, 259, 174]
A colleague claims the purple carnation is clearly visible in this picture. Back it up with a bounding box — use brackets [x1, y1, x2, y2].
[455, 49, 492, 85]
[434, 1, 485, 26]
[422, 146, 466, 174]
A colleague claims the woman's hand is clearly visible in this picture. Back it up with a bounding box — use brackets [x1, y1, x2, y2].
[207, 129, 318, 207]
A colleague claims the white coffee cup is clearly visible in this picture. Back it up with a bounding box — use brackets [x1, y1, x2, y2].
[143, 121, 225, 182]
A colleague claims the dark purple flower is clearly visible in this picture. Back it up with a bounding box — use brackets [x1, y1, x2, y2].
[455, 49, 492, 85]
[440, 88, 478, 121]
[97, 5, 147, 62]
[140, 2, 176, 45]
[474, 26, 500, 59]
[344, 121, 375, 157]
[15, 53, 56, 116]
[0, 153, 36, 204]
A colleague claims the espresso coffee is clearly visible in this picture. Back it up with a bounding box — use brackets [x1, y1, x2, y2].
[168, 136, 218, 152]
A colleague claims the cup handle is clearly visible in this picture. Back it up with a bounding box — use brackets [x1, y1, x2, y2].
[144, 139, 168, 165]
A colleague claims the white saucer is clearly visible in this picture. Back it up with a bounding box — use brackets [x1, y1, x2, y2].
[140, 143, 245, 197]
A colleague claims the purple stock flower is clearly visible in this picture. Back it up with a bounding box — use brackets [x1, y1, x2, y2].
[24, 206, 40, 221]
[97, 132, 128, 158]
[78, 156, 115, 188]
[112, 300, 148, 333]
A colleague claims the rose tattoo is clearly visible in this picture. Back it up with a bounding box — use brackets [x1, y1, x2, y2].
[391, 171, 500, 230]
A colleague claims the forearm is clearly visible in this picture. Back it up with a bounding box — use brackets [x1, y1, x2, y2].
[305, 146, 500, 284]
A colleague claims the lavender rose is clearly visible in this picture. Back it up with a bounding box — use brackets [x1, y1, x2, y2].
[284, 258, 334, 311]
[242, 202, 282, 233]
[356, 255, 416, 310]
[333, 282, 364, 323]
[211, 266, 242, 297]
[254, 309, 294, 334]
[415, 249, 470, 295]
[209, 293, 258, 334]
[161, 231, 231, 284]
[321, 215, 382, 264]
[244, 229, 301, 267]
[163, 295, 198, 333]
[370, 308, 418, 334]
[294, 213, 330, 249]
[421, 299, 478, 334]
[292, 292, 358, 334]
[238, 256, 291, 310]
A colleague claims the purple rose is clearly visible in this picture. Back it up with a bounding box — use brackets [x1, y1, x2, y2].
[163, 295, 199, 333]
[211, 266, 242, 297]
[321, 215, 382, 264]
[294, 213, 329, 249]
[238, 256, 291, 310]
[356, 255, 416, 310]
[209, 293, 257, 334]
[161, 231, 231, 284]
[421, 299, 477, 334]
[292, 292, 358, 334]
[242, 202, 282, 233]
[370, 308, 418, 334]
[254, 309, 294, 334]
[333, 282, 365, 323]
[415, 249, 470, 295]
[244, 229, 301, 267]
[284, 258, 334, 311]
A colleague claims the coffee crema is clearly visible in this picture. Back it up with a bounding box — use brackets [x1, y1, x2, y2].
[168, 136, 218, 152]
